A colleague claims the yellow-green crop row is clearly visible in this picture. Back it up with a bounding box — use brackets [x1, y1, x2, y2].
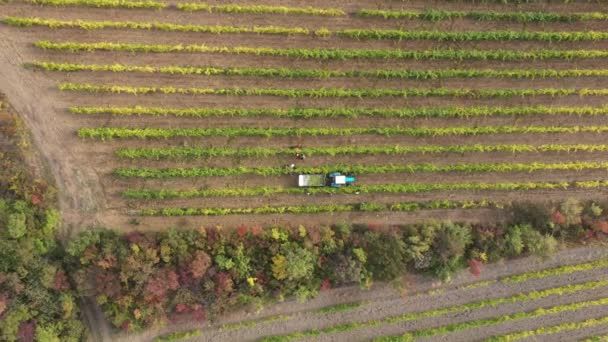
[70, 105, 608, 119]
[584, 335, 608, 342]
[76, 126, 608, 140]
[373, 298, 608, 341]
[4, 17, 309, 35]
[461, 258, 608, 292]
[501, 258, 608, 283]
[32, 61, 608, 80]
[176, 3, 345, 16]
[120, 180, 606, 199]
[357, 9, 608, 22]
[115, 144, 608, 160]
[36, 40, 608, 61]
[23, 0, 345, 16]
[260, 279, 608, 341]
[137, 200, 503, 217]
[113, 161, 608, 178]
[58, 83, 608, 98]
[8, 17, 608, 42]
[486, 315, 608, 342]
[220, 315, 292, 331]
[153, 329, 201, 342]
[25, 0, 166, 9]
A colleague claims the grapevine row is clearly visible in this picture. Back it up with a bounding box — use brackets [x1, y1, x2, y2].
[115, 144, 608, 160]
[33, 62, 608, 80]
[137, 200, 503, 216]
[77, 126, 608, 140]
[114, 161, 608, 178]
[5, 17, 310, 35]
[372, 298, 608, 342]
[175, 3, 345, 16]
[25, 0, 166, 9]
[120, 180, 608, 199]
[9, 17, 608, 42]
[487, 316, 608, 342]
[36, 41, 608, 61]
[358, 9, 608, 22]
[25, 0, 345, 16]
[59, 83, 608, 98]
[261, 279, 608, 341]
[70, 105, 608, 119]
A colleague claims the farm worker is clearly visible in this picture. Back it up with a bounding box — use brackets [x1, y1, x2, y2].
[289, 163, 296, 169]
[295, 153, 306, 160]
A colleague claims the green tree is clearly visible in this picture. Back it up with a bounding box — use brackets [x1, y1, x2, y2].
[284, 244, 316, 281]
[364, 232, 406, 281]
[7, 212, 26, 239]
[504, 225, 524, 257]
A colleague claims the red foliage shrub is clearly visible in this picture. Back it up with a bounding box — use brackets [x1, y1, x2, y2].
[189, 251, 211, 280]
[206, 227, 219, 245]
[250, 226, 263, 236]
[551, 211, 566, 225]
[144, 269, 180, 303]
[214, 272, 233, 296]
[367, 223, 383, 232]
[237, 225, 248, 239]
[96, 272, 121, 298]
[125, 231, 145, 244]
[30, 194, 43, 206]
[17, 321, 36, 342]
[591, 220, 608, 234]
[120, 320, 131, 332]
[175, 303, 190, 313]
[0, 293, 7, 316]
[53, 270, 71, 291]
[192, 304, 206, 322]
[468, 259, 483, 277]
[320, 279, 331, 292]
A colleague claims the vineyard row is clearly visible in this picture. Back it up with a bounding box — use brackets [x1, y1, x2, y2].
[261, 279, 608, 341]
[77, 126, 608, 140]
[23, 0, 608, 22]
[36, 41, 608, 61]
[71, 105, 608, 119]
[373, 298, 608, 342]
[9, 17, 608, 42]
[137, 200, 503, 216]
[120, 179, 608, 199]
[115, 144, 608, 160]
[114, 161, 608, 178]
[59, 83, 608, 98]
[33, 62, 608, 80]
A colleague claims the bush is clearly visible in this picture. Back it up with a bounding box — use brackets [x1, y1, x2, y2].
[363, 231, 406, 281]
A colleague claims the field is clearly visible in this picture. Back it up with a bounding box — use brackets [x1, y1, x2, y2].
[1, 0, 608, 340]
[5, 0, 608, 230]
